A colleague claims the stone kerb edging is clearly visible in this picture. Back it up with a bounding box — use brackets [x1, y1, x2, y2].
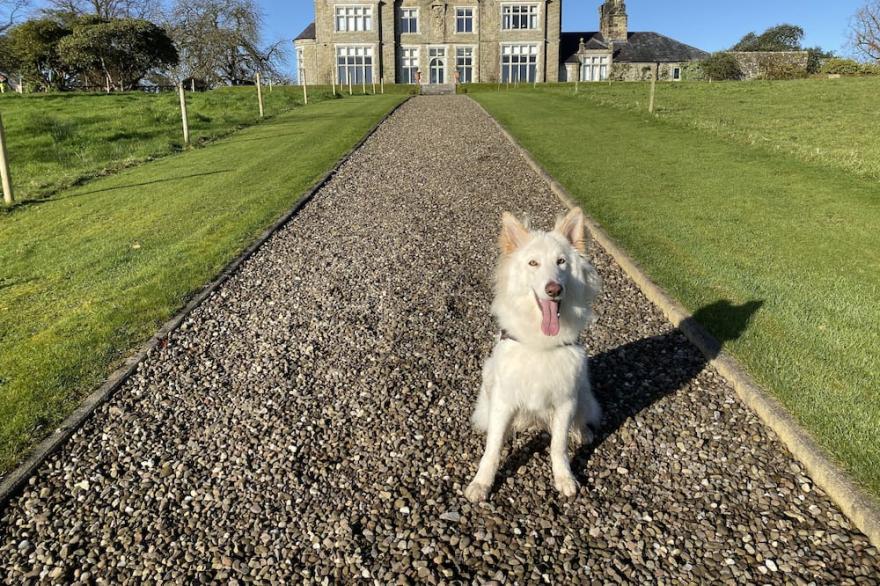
[0, 96, 413, 508]
[466, 95, 880, 548]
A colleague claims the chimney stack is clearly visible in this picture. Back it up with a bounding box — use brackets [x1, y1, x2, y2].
[599, 0, 628, 42]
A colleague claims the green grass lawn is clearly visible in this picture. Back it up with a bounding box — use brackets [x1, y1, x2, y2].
[471, 88, 880, 497]
[0, 85, 408, 204]
[540, 78, 880, 179]
[0, 93, 404, 475]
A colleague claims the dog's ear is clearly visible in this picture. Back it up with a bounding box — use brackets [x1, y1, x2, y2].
[499, 212, 529, 254]
[554, 207, 587, 253]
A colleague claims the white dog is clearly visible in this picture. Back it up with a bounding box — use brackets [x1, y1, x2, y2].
[465, 207, 602, 503]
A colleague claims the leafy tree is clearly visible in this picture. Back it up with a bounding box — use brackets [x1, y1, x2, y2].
[700, 52, 743, 81]
[851, 1, 880, 61]
[732, 24, 805, 52]
[3, 17, 72, 90]
[56, 18, 178, 90]
[804, 46, 835, 74]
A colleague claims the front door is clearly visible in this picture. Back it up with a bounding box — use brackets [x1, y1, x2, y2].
[430, 58, 445, 84]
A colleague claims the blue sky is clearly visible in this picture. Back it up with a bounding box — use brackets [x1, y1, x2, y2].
[23, 0, 865, 77]
[283, 0, 862, 75]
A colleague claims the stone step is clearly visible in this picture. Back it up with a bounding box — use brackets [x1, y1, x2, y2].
[419, 84, 456, 96]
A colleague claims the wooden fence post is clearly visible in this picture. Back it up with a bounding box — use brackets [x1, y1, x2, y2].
[361, 76, 366, 95]
[372, 80, 376, 94]
[178, 84, 190, 146]
[0, 114, 14, 205]
[648, 69, 657, 114]
[269, 78, 273, 92]
[348, 76, 353, 96]
[255, 72, 264, 118]
[302, 70, 308, 105]
[381, 78, 384, 94]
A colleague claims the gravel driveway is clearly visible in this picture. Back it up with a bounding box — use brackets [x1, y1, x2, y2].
[1, 96, 878, 584]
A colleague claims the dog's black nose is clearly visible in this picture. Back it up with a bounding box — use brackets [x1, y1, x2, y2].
[545, 281, 563, 298]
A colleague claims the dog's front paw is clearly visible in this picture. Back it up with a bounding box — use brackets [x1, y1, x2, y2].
[464, 481, 491, 503]
[554, 475, 579, 498]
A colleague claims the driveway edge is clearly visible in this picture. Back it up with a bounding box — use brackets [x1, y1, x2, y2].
[468, 95, 880, 548]
[0, 96, 411, 508]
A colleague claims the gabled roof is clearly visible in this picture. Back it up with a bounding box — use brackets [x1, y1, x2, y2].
[295, 22, 316, 41]
[560, 31, 709, 64]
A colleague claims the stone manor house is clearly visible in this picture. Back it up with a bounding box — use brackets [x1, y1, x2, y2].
[294, 0, 708, 85]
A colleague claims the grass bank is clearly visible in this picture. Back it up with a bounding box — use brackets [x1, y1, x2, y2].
[0, 85, 406, 204]
[545, 78, 880, 179]
[0, 94, 404, 475]
[471, 89, 880, 497]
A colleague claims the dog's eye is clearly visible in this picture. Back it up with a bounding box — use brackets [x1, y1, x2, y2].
[528, 260, 539, 267]
[557, 258, 566, 266]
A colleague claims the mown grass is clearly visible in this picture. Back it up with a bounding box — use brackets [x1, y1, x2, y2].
[0, 94, 405, 476]
[0, 85, 412, 204]
[471, 88, 880, 497]
[535, 78, 880, 179]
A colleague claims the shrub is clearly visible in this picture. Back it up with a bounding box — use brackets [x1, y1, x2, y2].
[820, 58, 880, 75]
[700, 53, 743, 81]
[679, 61, 706, 81]
[805, 47, 835, 74]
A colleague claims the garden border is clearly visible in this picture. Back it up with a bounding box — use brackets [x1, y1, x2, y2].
[0, 95, 412, 507]
[467, 96, 880, 548]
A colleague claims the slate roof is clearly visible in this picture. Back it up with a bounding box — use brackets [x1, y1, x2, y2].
[560, 31, 709, 64]
[295, 22, 316, 41]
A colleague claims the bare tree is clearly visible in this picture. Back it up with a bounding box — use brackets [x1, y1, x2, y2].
[851, 1, 880, 61]
[0, 0, 30, 34]
[43, 0, 162, 20]
[167, 0, 287, 86]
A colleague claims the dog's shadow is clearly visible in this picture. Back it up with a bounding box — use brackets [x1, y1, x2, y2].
[494, 299, 764, 488]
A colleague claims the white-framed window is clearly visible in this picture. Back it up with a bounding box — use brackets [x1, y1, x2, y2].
[296, 47, 305, 85]
[456, 47, 474, 83]
[399, 46, 419, 83]
[429, 46, 446, 84]
[502, 4, 539, 30]
[501, 44, 538, 82]
[400, 7, 418, 33]
[580, 55, 609, 81]
[335, 6, 372, 32]
[337, 46, 373, 83]
[672, 67, 682, 81]
[456, 7, 474, 33]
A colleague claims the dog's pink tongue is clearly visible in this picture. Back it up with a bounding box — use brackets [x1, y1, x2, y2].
[540, 299, 560, 336]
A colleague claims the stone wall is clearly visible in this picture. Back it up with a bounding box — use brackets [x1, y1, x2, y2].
[610, 62, 685, 82]
[726, 51, 809, 80]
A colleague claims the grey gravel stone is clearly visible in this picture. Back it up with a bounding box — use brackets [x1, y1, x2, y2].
[0, 96, 878, 583]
